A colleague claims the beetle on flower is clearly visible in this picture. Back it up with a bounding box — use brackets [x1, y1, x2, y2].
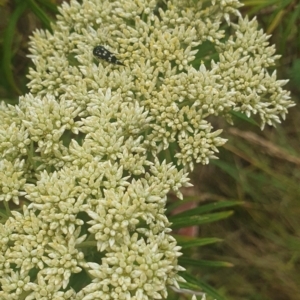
[93, 45, 124, 66]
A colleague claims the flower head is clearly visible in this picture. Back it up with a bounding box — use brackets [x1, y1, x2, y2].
[0, 0, 293, 299]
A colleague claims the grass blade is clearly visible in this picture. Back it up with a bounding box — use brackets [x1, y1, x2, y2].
[2, 2, 27, 95]
[170, 211, 234, 229]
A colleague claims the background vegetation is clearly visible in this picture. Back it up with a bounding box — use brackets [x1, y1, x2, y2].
[0, 0, 299, 299]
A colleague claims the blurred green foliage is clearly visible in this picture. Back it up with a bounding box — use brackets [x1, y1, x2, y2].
[0, 0, 59, 101]
[190, 1, 300, 299]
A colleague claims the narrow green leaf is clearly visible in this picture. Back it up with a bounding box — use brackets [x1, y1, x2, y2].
[166, 195, 199, 214]
[283, 4, 300, 43]
[170, 200, 242, 219]
[36, 0, 59, 13]
[288, 59, 300, 87]
[211, 160, 243, 181]
[181, 272, 227, 300]
[175, 236, 223, 249]
[2, 1, 27, 95]
[267, 9, 286, 34]
[0, 210, 8, 220]
[169, 282, 206, 299]
[27, 0, 53, 32]
[179, 257, 234, 268]
[170, 211, 233, 229]
[230, 110, 259, 126]
[242, 0, 281, 15]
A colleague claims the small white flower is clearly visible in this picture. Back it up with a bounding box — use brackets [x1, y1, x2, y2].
[0, 159, 27, 204]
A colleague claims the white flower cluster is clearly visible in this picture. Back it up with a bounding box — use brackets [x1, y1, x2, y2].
[0, 0, 293, 299]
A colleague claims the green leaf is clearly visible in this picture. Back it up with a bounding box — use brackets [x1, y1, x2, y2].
[288, 59, 300, 88]
[242, 0, 282, 15]
[166, 195, 199, 214]
[211, 160, 243, 181]
[36, 0, 59, 13]
[283, 4, 300, 40]
[2, 1, 27, 95]
[180, 272, 227, 300]
[27, 0, 53, 32]
[170, 211, 234, 229]
[230, 110, 259, 126]
[175, 236, 223, 249]
[179, 257, 234, 268]
[169, 200, 243, 219]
